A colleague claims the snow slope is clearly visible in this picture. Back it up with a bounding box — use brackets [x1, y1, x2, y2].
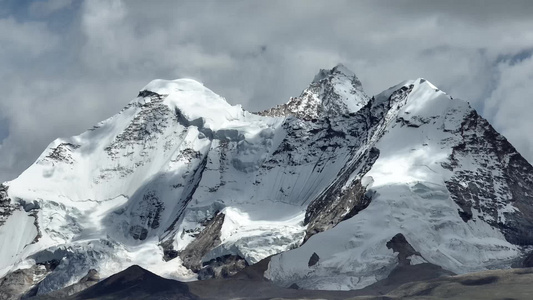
[266, 79, 523, 290]
[1, 65, 533, 294]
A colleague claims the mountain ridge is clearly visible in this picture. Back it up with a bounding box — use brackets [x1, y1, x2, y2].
[1, 65, 533, 296]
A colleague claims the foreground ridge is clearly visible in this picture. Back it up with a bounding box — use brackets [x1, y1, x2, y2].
[32, 265, 533, 299]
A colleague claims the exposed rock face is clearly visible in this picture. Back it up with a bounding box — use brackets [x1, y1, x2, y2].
[30, 269, 100, 299]
[443, 110, 533, 245]
[180, 213, 226, 273]
[44, 143, 80, 165]
[198, 255, 248, 280]
[386, 233, 423, 266]
[0, 264, 50, 300]
[0, 267, 37, 300]
[304, 147, 378, 241]
[104, 93, 171, 159]
[0, 184, 13, 227]
[308, 253, 320, 267]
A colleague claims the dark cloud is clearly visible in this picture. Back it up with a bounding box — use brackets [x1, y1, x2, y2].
[0, 0, 532, 181]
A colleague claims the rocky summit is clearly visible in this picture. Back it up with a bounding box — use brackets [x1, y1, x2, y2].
[1, 64, 533, 298]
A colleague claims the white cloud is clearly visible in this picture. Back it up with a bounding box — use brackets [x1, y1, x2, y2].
[484, 56, 533, 163]
[0, 17, 58, 58]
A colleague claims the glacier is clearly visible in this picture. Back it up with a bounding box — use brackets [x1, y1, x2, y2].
[1, 64, 533, 294]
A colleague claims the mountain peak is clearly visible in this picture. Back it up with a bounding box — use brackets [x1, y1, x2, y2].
[134, 78, 252, 133]
[295, 64, 368, 119]
[372, 77, 450, 109]
[332, 63, 356, 77]
[312, 63, 357, 84]
[139, 78, 231, 105]
[258, 64, 369, 119]
[141, 78, 204, 95]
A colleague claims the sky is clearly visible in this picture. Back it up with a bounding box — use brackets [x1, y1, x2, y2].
[0, 0, 532, 182]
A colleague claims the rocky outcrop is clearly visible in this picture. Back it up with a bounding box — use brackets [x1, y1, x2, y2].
[0, 264, 52, 300]
[43, 143, 80, 164]
[304, 147, 378, 241]
[198, 255, 248, 280]
[29, 269, 99, 299]
[0, 184, 14, 227]
[104, 95, 172, 160]
[0, 267, 39, 300]
[308, 253, 320, 267]
[179, 213, 225, 273]
[386, 233, 423, 266]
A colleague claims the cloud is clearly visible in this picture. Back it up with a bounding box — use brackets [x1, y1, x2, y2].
[29, 0, 72, 17]
[484, 55, 533, 161]
[0, 17, 58, 58]
[0, 0, 532, 181]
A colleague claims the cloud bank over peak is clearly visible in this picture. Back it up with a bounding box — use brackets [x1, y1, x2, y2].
[0, 0, 532, 182]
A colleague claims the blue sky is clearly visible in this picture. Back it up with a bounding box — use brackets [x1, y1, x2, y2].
[0, 0, 532, 181]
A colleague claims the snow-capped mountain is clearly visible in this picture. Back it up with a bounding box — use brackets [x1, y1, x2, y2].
[1, 64, 533, 295]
